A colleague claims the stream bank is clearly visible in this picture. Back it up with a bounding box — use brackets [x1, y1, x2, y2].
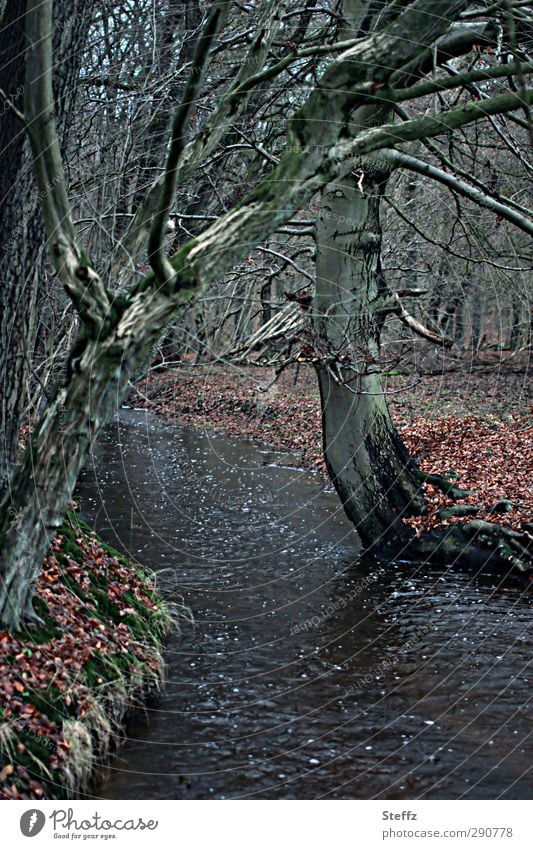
[0, 509, 173, 800]
[130, 364, 532, 540]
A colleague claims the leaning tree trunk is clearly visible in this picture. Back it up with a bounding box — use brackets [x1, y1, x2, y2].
[313, 156, 532, 577]
[0, 0, 97, 499]
[0, 316, 169, 628]
[311, 3, 428, 554]
[313, 155, 426, 552]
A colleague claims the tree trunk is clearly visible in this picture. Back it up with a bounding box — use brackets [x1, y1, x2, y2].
[313, 156, 426, 551]
[0, 307, 170, 628]
[0, 0, 99, 624]
[0, 0, 97, 499]
[0, 0, 35, 497]
[470, 293, 483, 353]
[312, 2, 419, 546]
[508, 290, 523, 351]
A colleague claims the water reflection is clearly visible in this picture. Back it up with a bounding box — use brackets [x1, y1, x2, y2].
[76, 410, 531, 800]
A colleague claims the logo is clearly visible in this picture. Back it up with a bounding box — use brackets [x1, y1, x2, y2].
[20, 810, 46, 837]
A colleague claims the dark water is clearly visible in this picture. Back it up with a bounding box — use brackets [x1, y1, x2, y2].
[76, 410, 531, 800]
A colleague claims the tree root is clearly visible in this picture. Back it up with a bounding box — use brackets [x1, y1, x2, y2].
[464, 520, 533, 569]
[413, 468, 476, 500]
[436, 504, 480, 520]
[426, 493, 523, 524]
[368, 519, 533, 585]
[487, 499, 521, 514]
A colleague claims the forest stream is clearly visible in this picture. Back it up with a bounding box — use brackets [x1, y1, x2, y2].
[75, 410, 531, 800]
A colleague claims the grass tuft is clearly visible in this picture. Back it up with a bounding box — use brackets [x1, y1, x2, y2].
[0, 509, 181, 800]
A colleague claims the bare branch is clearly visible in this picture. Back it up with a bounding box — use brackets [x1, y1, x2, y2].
[386, 59, 533, 103]
[394, 299, 454, 347]
[0, 86, 26, 123]
[330, 89, 533, 170]
[24, 0, 111, 330]
[393, 101, 532, 216]
[382, 148, 533, 237]
[117, 0, 290, 285]
[396, 288, 429, 297]
[148, 2, 230, 288]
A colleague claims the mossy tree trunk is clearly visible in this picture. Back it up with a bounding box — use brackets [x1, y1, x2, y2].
[0, 309, 175, 627]
[312, 2, 426, 552]
[313, 152, 531, 574]
[314, 139, 428, 551]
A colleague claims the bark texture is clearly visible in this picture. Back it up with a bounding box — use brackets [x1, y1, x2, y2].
[0, 0, 97, 499]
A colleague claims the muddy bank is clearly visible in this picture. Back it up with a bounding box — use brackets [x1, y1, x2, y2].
[0, 509, 174, 800]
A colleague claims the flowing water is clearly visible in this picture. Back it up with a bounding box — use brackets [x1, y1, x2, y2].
[76, 410, 531, 800]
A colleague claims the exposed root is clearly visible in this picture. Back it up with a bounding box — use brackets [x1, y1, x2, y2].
[464, 520, 533, 571]
[436, 504, 480, 520]
[23, 606, 46, 628]
[413, 467, 476, 500]
[487, 499, 522, 514]
[373, 518, 533, 584]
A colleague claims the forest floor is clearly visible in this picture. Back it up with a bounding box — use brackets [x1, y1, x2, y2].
[0, 509, 173, 800]
[130, 364, 532, 538]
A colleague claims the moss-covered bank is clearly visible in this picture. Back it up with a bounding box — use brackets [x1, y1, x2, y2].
[0, 508, 174, 800]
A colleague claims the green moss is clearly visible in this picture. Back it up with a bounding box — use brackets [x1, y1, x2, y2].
[70, 513, 93, 535]
[22, 685, 76, 726]
[58, 572, 90, 603]
[56, 524, 84, 564]
[88, 569, 109, 591]
[1, 510, 173, 801]
[19, 596, 62, 643]
[98, 539, 128, 564]
[88, 588, 118, 620]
